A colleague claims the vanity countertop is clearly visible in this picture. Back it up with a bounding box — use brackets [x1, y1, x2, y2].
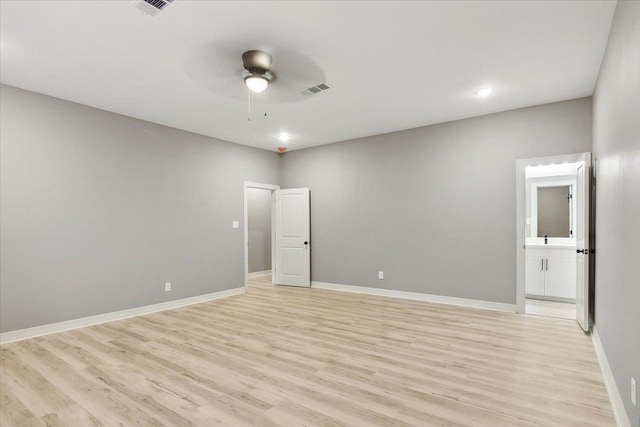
[526, 243, 576, 249]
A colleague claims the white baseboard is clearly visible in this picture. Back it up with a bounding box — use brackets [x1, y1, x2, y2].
[592, 326, 633, 427]
[248, 269, 272, 278]
[311, 281, 516, 313]
[0, 287, 245, 345]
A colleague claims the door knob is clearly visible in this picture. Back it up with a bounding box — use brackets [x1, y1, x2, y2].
[304, 241, 308, 245]
[577, 249, 586, 254]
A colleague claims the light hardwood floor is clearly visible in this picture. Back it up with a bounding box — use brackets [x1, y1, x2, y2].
[1, 275, 615, 426]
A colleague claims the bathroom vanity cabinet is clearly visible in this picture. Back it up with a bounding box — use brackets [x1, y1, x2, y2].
[525, 247, 576, 299]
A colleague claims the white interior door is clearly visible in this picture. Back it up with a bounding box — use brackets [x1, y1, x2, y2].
[575, 152, 591, 331]
[274, 188, 310, 287]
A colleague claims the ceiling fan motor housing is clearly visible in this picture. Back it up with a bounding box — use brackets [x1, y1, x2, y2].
[242, 50, 273, 74]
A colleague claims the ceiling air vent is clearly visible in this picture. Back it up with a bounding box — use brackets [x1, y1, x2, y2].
[301, 83, 330, 96]
[135, 0, 175, 16]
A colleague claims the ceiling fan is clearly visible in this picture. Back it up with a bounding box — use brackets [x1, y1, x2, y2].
[183, 42, 328, 104]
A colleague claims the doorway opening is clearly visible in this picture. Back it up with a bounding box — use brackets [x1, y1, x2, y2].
[244, 182, 279, 289]
[243, 183, 312, 290]
[515, 153, 592, 330]
[524, 162, 578, 320]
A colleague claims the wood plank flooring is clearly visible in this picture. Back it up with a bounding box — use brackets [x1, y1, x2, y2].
[1, 275, 615, 426]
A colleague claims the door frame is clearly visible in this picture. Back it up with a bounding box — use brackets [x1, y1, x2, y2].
[515, 152, 589, 314]
[244, 181, 280, 290]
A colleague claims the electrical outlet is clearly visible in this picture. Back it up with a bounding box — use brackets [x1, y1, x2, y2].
[378, 271, 384, 280]
[632, 377, 637, 406]
[165, 282, 171, 292]
[232, 221, 239, 229]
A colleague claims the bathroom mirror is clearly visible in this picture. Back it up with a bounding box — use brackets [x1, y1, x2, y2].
[537, 185, 572, 238]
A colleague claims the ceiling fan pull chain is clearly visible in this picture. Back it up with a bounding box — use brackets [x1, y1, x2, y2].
[264, 91, 268, 117]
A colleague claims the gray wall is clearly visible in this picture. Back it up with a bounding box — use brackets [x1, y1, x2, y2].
[247, 188, 272, 273]
[592, 1, 640, 424]
[281, 98, 592, 304]
[0, 84, 280, 333]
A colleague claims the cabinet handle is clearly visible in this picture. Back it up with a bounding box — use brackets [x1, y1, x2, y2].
[545, 259, 549, 271]
[541, 258, 544, 271]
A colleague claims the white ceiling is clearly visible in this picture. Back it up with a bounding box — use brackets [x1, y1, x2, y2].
[0, 1, 616, 151]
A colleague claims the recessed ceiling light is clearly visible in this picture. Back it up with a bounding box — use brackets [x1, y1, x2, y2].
[279, 132, 290, 142]
[475, 87, 494, 97]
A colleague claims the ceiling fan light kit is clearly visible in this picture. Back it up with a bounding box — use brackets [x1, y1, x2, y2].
[244, 74, 269, 93]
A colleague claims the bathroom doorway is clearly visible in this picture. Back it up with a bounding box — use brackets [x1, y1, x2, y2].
[525, 299, 576, 320]
[515, 153, 592, 330]
[524, 162, 577, 320]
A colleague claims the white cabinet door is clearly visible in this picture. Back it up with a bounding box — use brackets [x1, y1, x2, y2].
[544, 254, 577, 298]
[525, 254, 545, 295]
